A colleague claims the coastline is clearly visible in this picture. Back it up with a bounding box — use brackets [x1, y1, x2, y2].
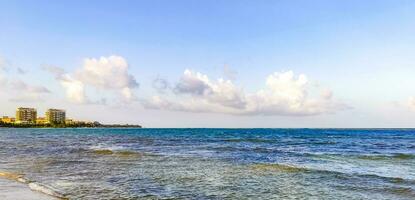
[0, 172, 67, 200]
[0, 179, 55, 200]
[0, 124, 142, 128]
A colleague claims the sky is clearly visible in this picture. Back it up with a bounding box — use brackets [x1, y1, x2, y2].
[1, 0, 415, 128]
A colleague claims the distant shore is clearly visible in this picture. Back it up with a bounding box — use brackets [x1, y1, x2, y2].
[0, 122, 142, 128]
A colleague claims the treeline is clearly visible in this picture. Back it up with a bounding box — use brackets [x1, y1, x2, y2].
[0, 121, 141, 128]
[0, 121, 101, 128]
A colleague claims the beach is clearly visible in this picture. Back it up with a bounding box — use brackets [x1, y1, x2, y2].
[0, 128, 414, 199]
[0, 178, 54, 200]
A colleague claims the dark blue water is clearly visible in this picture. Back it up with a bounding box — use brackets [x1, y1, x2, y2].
[0, 128, 414, 199]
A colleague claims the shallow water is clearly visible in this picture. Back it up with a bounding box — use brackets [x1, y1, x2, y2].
[0, 128, 414, 199]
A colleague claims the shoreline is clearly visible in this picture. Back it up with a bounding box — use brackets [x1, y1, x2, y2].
[0, 179, 55, 200]
[0, 172, 67, 200]
[0, 125, 142, 129]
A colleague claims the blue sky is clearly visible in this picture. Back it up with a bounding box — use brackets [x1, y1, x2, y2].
[1, 0, 415, 127]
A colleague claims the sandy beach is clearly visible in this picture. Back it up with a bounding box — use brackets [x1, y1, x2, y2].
[0, 178, 55, 200]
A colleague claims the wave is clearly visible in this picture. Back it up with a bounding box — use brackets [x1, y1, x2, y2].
[70, 146, 160, 158]
[0, 171, 68, 199]
[90, 149, 144, 158]
[358, 153, 415, 160]
[210, 146, 276, 153]
[249, 163, 415, 184]
[305, 152, 415, 161]
[28, 182, 68, 199]
[223, 138, 274, 143]
[251, 163, 309, 173]
[88, 145, 157, 157]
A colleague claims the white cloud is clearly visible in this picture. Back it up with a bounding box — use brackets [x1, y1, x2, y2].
[143, 70, 349, 116]
[76, 56, 138, 100]
[43, 65, 87, 103]
[60, 74, 87, 104]
[44, 55, 139, 103]
[173, 69, 246, 108]
[174, 69, 211, 95]
[320, 88, 333, 100]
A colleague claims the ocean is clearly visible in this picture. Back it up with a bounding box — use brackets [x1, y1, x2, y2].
[0, 128, 414, 199]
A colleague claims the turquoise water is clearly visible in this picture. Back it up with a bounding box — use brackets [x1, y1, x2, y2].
[0, 128, 414, 199]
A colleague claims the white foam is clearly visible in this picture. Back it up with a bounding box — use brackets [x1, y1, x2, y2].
[89, 144, 125, 151]
[17, 177, 30, 184]
[28, 182, 67, 199]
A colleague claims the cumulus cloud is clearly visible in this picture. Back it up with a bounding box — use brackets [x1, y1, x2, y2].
[174, 70, 212, 95]
[76, 56, 139, 101]
[44, 55, 139, 103]
[142, 70, 349, 116]
[173, 70, 246, 108]
[60, 74, 87, 104]
[43, 65, 87, 103]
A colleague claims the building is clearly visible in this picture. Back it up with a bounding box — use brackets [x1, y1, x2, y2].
[46, 109, 66, 124]
[1, 116, 15, 124]
[16, 107, 37, 123]
[65, 119, 75, 125]
[36, 117, 48, 125]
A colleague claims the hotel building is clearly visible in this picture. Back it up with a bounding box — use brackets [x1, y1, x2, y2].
[16, 107, 37, 124]
[46, 109, 66, 124]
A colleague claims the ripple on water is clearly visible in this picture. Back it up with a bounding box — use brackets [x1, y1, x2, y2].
[358, 153, 415, 161]
[251, 163, 309, 173]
